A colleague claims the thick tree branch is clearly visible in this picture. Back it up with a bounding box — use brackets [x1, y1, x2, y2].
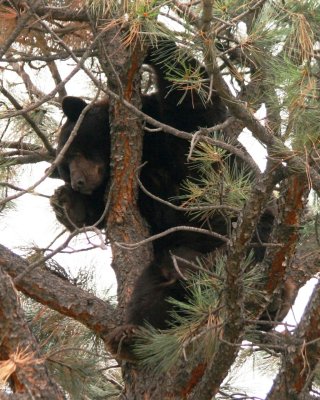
[0, 265, 64, 399]
[0, 151, 51, 165]
[264, 177, 309, 295]
[267, 281, 320, 399]
[0, 244, 116, 337]
[98, 26, 153, 313]
[32, 5, 89, 22]
[244, 175, 309, 338]
[0, 141, 42, 152]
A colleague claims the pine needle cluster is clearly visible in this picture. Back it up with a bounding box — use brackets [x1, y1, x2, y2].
[23, 298, 120, 399]
[180, 141, 253, 221]
[19, 254, 120, 399]
[248, 0, 320, 149]
[145, 37, 211, 105]
[133, 250, 265, 373]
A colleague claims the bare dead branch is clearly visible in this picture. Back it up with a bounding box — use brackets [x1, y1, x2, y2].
[10, 62, 45, 100]
[0, 30, 103, 120]
[46, 59, 68, 101]
[0, 85, 55, 155]
[3, 49, 97, 63]
[0, 182, 50, 198]
[0, 140, 42, 151]
[115, 225, 230, 250]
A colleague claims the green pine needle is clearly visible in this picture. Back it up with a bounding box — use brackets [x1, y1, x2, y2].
[133, 251, 265, 372]
[179, 142, 253, 221]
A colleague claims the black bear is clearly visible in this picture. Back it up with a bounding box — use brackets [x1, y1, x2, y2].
[51, 40, 229, 255]
[50, 97, 110, 231]
[50, 42, 276, 360]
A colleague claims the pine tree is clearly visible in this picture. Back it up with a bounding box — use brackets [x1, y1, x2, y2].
[1, 1, 320, 399]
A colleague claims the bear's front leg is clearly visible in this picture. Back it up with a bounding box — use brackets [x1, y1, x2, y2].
[50, 184, 105, 231]
[105, 324, 141, 362]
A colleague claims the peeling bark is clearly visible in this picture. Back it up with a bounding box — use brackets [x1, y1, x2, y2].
[0, 266, 64, 399]
[265, 176, 309, 294]
[97, 27, 153, 314]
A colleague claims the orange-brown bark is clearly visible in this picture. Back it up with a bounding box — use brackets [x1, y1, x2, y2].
[0, 245, 116, 336]
[266, 176, 308, 294]
[0, 265, 64, 399]
[267, 281, 320, 399]
[180, 363, 207, 398]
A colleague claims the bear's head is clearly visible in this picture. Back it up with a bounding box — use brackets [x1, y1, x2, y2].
[57, 96, 111, 195]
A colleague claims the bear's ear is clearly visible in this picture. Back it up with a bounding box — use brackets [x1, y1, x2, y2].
[46, 165, 61, 179]
[62, 96, 87, 121]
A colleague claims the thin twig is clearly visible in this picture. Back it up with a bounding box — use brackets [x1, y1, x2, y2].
[115, 225, 230, 250]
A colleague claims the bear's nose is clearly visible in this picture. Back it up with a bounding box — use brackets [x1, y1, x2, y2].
[74, 178, 86, 191]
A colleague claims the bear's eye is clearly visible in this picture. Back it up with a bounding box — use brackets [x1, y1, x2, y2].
[83, 151, 104, 162]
